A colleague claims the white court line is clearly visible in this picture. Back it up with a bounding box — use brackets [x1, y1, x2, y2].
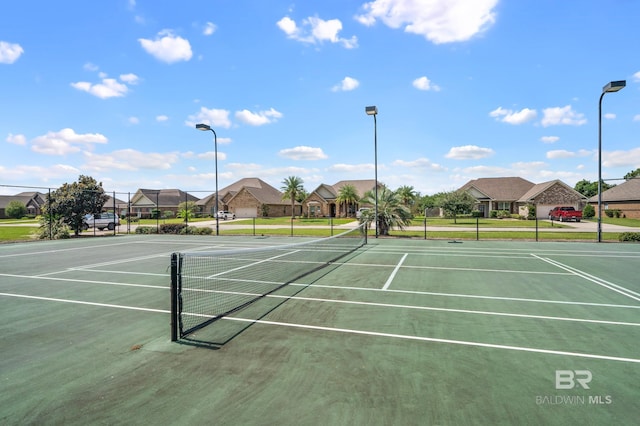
[222, 316, 640, 364]
[533, 255, 640, 303]
[2, 291, 638, 364]
[383, 253, 407, 290]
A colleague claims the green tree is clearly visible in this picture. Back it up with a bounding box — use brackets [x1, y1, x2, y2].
[582, 204, 595, 219]
[336, 184, 360, 217]
[359, 186, 413, 236]
[574, 179, 614, 198]
[624, 168, 640, 180]
[439, 190, 476, 224]
[396, 185, 418, 212]
[177, 201, 198, 221]
[42, 175, 109, 236]
[281, 176, 304, 218]
[6, 201, 27, 219]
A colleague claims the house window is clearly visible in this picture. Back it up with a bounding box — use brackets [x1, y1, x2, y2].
[497, 202, 510, 211]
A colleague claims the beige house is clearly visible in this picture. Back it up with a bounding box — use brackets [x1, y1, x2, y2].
[303, 179, 377, 218]
[588, 178, 640, 219]
[196, 178, 300, 218]
[460, 177, 586, 218]
[127, 189, 200, 218]
[0, 192, 46, 218]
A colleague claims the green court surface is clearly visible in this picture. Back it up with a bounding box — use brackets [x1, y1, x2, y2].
[1, 235, 639, 425]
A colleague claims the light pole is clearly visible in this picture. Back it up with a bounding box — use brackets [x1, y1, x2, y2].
[196, 123, 219, 236]
[365, 105, 378, 238]
[597, 80, 625, 243]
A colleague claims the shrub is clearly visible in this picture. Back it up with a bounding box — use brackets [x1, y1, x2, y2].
[619, 232, 640, 242]
[135, 226, 157, 234]
[180, 226, 213, 235]
[6, 201, 27, 219]
[37, 218, 70, 239]
[489, 210, 498, 218]
[526, 204, 536, 220]
[471, 210, 482, 218]
[159, 223, 187, 234]
[582, 204, 595, 219]
[605, 210, 614, 218]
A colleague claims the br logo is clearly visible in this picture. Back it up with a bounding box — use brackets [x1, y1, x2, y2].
[555, 370, 592, 389]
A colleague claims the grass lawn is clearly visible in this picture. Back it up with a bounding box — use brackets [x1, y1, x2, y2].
[0, 226, 38, 242]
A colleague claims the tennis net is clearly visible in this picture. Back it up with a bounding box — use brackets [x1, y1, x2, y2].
[170, 224, 367, 340]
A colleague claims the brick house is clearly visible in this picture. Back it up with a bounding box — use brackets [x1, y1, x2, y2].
[587, 178, 640, 219]
[0, 192, 46, 218]
[128, 189, 199, 218]
[196, 178, 300, 218]
[303, 179, 377, 218]
[460, 177, 586, 218]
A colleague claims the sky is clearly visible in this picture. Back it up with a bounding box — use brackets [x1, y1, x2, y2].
[1, 0, 639, 198]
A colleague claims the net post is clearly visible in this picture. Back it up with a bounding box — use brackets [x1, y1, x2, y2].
[170, 253, 179, 342]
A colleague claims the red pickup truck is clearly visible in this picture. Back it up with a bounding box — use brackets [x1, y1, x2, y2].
[548, 206, 582, 222]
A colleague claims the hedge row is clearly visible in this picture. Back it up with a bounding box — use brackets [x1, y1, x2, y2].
[619, 232, 640, 242]
[135, 224, 213, 235]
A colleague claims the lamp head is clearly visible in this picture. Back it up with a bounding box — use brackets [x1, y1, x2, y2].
[195, 123, 211, 131]
[602, 80, 626, 93]
[365, 106, 378, 116]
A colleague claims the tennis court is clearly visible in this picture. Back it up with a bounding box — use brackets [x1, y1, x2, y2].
[1, 234, 639, 425]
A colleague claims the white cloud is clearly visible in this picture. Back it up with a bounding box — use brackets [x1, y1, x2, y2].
[119, 73, 140, 84]
[31, 128, 108, 156]
[634, 114, 640, 122]
[446, 145, 495, 160]
[329, 163, 374, 173]
[489, 107, 537, 125]
[541, 105, 587, 127]
[6, 133, 26, 145]
[83, 62, 99, 71]
[391, 158, 446, 171]
[83, 149, 180, 171]
[277, 16, 358, 48]
[603, 147, 640, 168]
[0, 41, 24, 64]
[279, 146, 328, 160]
[412, 76, 440, 91]
[546, 149, 592, 159]
[540, 136, 559, 144]
[71, 73, 137, 99]
[633, 71, 640, 82]
[186, 107, 232, 129]
[203, 22, 217, 36]
[332, 76, 359, 92]
[356, 0, 498, 44]
[128, 116, 140, 124]
[235, 108, 283, 126]
[156, 115, 169, 122]
[197, 151, 228, 161]
[138, 30, 193, 63]
[604, 113, 616, 120]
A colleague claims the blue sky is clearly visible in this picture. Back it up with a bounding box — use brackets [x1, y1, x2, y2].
[1, 0, 639, 197]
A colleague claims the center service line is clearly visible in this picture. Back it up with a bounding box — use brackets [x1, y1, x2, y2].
[383, 253, 408, 291]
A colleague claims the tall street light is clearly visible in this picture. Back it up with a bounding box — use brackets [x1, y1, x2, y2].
[195, 123, 220, 236]
[598, 80, 625, 243]
[365, 105, 378, 238]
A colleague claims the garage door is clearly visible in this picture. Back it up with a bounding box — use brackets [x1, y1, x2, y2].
[537, 204, 554, 219]
[235, 208, 257, 218]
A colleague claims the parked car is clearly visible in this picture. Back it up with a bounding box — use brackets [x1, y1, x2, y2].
[548, 206, 582, 222]
[216, 211, 236, 220]
[356, 207, 370, 219]
[83, 212, 120, 230]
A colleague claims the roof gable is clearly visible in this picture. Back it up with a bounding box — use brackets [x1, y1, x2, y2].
[589, 178, 640, 202]
[460, 177, 535, 200]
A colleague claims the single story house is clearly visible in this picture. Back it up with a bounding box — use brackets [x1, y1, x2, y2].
[196, 178, 300, 218]
[0, 191, 46, 218]
[459, 177, 586, 218]
[127, 189, 200, 218]
[587, 178, 640, 219]
[303, 179, 377, 218]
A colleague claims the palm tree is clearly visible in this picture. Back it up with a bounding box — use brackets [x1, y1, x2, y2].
[335, 184, 360, 217]
[396, 185, 418, 212]
[281, 176, 304, 218]
[359, 186, 413, 236]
